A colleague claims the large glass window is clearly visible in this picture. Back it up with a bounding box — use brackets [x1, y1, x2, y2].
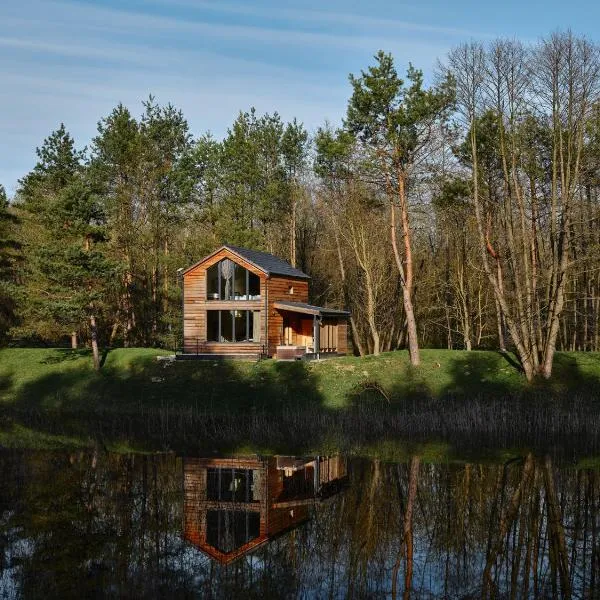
[220, 259, 235, 300]
[234, 266, 247, 299]
[206, 468, 259, 502]
[206, 259, 261, 300]
[206, 310, 260, 342]
[206, 264, 219, 299]
[207, 310, 219, 342]
[249, 272, 260, 297]
[221, 310, 234, 342]
[206, 510, 260, 553]
[234, 310, 247, 341]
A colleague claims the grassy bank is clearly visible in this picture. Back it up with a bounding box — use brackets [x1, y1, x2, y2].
[2, 347, 600, 411]
[1, 347, 600, 455]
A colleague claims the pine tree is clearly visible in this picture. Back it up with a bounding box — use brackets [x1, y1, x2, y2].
[0, 184, 19, 342]
[16, 126, 114, 369]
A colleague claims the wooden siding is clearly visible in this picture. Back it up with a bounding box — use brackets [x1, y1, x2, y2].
[182, 246, 349, 356]
[183, 248, 268, 353]
[183, 455, 347, 564]
[279, 315, 348, 355]
[266, 277, 309, 355]
[182, 457, 269, 565]
[337, 321, 348, 355]
[282, 312, 312, 348]
[183, 342, 262, 356]
[319, 318, 338, 353]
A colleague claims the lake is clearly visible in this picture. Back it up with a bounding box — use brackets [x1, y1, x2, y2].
[0, 448, 598, 598]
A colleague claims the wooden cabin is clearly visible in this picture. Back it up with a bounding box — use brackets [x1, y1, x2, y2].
[183, 455, 347, 565]
[181, 245, 349, 359]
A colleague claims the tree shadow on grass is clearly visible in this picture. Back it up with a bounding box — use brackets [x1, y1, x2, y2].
[0, 357, 331, 454]
[39, 349, 91, 365]
[100, 348, 110, 368]
[0, 371, 13, 396]
[347, 351, 518, 405]
[3, 350, 600, 458]
[8, 368, 95, 411]
[437, 351, 518, 399]
[344, 350, 600, 459]
[535, 352, 600, 398]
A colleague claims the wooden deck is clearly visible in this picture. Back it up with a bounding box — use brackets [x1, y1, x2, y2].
[177, 342, 265, 361]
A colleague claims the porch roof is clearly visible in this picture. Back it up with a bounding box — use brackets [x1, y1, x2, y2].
[273, 301, 350, 318]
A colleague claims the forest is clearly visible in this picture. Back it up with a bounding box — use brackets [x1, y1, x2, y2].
[1, 31, 600, 380]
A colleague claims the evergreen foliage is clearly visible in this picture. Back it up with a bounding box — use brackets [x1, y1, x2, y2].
[5, 35, 600, 379]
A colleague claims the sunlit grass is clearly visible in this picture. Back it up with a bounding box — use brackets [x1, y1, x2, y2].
[0, 347, 599, 456]
[2, 347, 600, 411]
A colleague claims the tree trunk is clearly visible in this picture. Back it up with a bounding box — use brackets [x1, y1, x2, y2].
[390, 172, 420, 366]
[403, 287, 420, 366]
[333, 216, 365, 356]
[109, 320, 119, 347]
[543, 456, 572, 598]
[290, 186, 297, 267]
[90, 314, 100, 371]
[403, 455, 420, 600]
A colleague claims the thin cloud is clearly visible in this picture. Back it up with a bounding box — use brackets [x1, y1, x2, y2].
[147, 0, 493, 39]
[0, 0, 461, 193]
[24, 0, 452, 52]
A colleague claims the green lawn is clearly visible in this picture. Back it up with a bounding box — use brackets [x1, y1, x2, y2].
[1, 347, 600, 413]
[1, 347, 600, 455]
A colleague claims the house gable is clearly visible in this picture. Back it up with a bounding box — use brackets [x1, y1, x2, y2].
[183, 246, 266, 280]
[182, 245, 309, 280]
[181, 245, 348, 357]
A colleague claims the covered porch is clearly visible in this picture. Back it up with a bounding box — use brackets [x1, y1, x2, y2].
[273, 301, 349, 360]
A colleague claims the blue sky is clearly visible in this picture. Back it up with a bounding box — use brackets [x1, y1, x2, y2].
[1, 0, 599, 195]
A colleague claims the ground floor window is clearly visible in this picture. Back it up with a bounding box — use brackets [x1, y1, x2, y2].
[207, 310, 260, 343]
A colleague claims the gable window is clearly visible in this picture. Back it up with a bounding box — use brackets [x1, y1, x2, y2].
[206, 259, 261, 300]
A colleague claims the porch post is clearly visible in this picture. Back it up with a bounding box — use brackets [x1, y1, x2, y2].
[313, 314, 320, 360]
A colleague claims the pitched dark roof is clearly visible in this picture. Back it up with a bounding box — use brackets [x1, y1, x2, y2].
[273, 301, 350, 317]
[183, 245, 310, 279]
[225, 246, 310, 279]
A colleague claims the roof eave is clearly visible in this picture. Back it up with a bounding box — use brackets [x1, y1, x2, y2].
[181, 245, 269, 277]
[273, 301, 350, 317]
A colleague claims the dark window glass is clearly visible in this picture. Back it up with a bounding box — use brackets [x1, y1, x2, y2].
[234, 310, 247, 342]
[206, 468, 254, 502]
[207, 259, 260, 300]
[234, 265, 247, 299]
[206, 264, 219, 299]
[207, 310, 260, 343]
[206, 510, 260, 553]
[207, 311, 219, 341]
[221, 310, 233, 342]
[249, 272, 260, 297]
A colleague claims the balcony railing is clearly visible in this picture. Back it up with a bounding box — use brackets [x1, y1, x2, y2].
[206, 293, 261, 301]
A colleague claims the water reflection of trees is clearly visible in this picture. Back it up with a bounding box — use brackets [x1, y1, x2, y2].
[0, 450, 599, 598]
[331, 455, 599, 599]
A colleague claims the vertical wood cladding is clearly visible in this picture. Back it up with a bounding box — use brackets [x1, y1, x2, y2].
[266, 276, 309, 356]
[182, 457, 269, 564]
[182, 246, 347, 356]
[182, 455, 347, 565]
[183, 248, 267, 353]
[337, 322, 348, 354]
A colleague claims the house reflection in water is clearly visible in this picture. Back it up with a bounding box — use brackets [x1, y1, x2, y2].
[183, 455, 347, 565]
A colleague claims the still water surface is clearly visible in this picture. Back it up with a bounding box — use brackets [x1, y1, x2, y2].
[0, 449, 599, 599]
